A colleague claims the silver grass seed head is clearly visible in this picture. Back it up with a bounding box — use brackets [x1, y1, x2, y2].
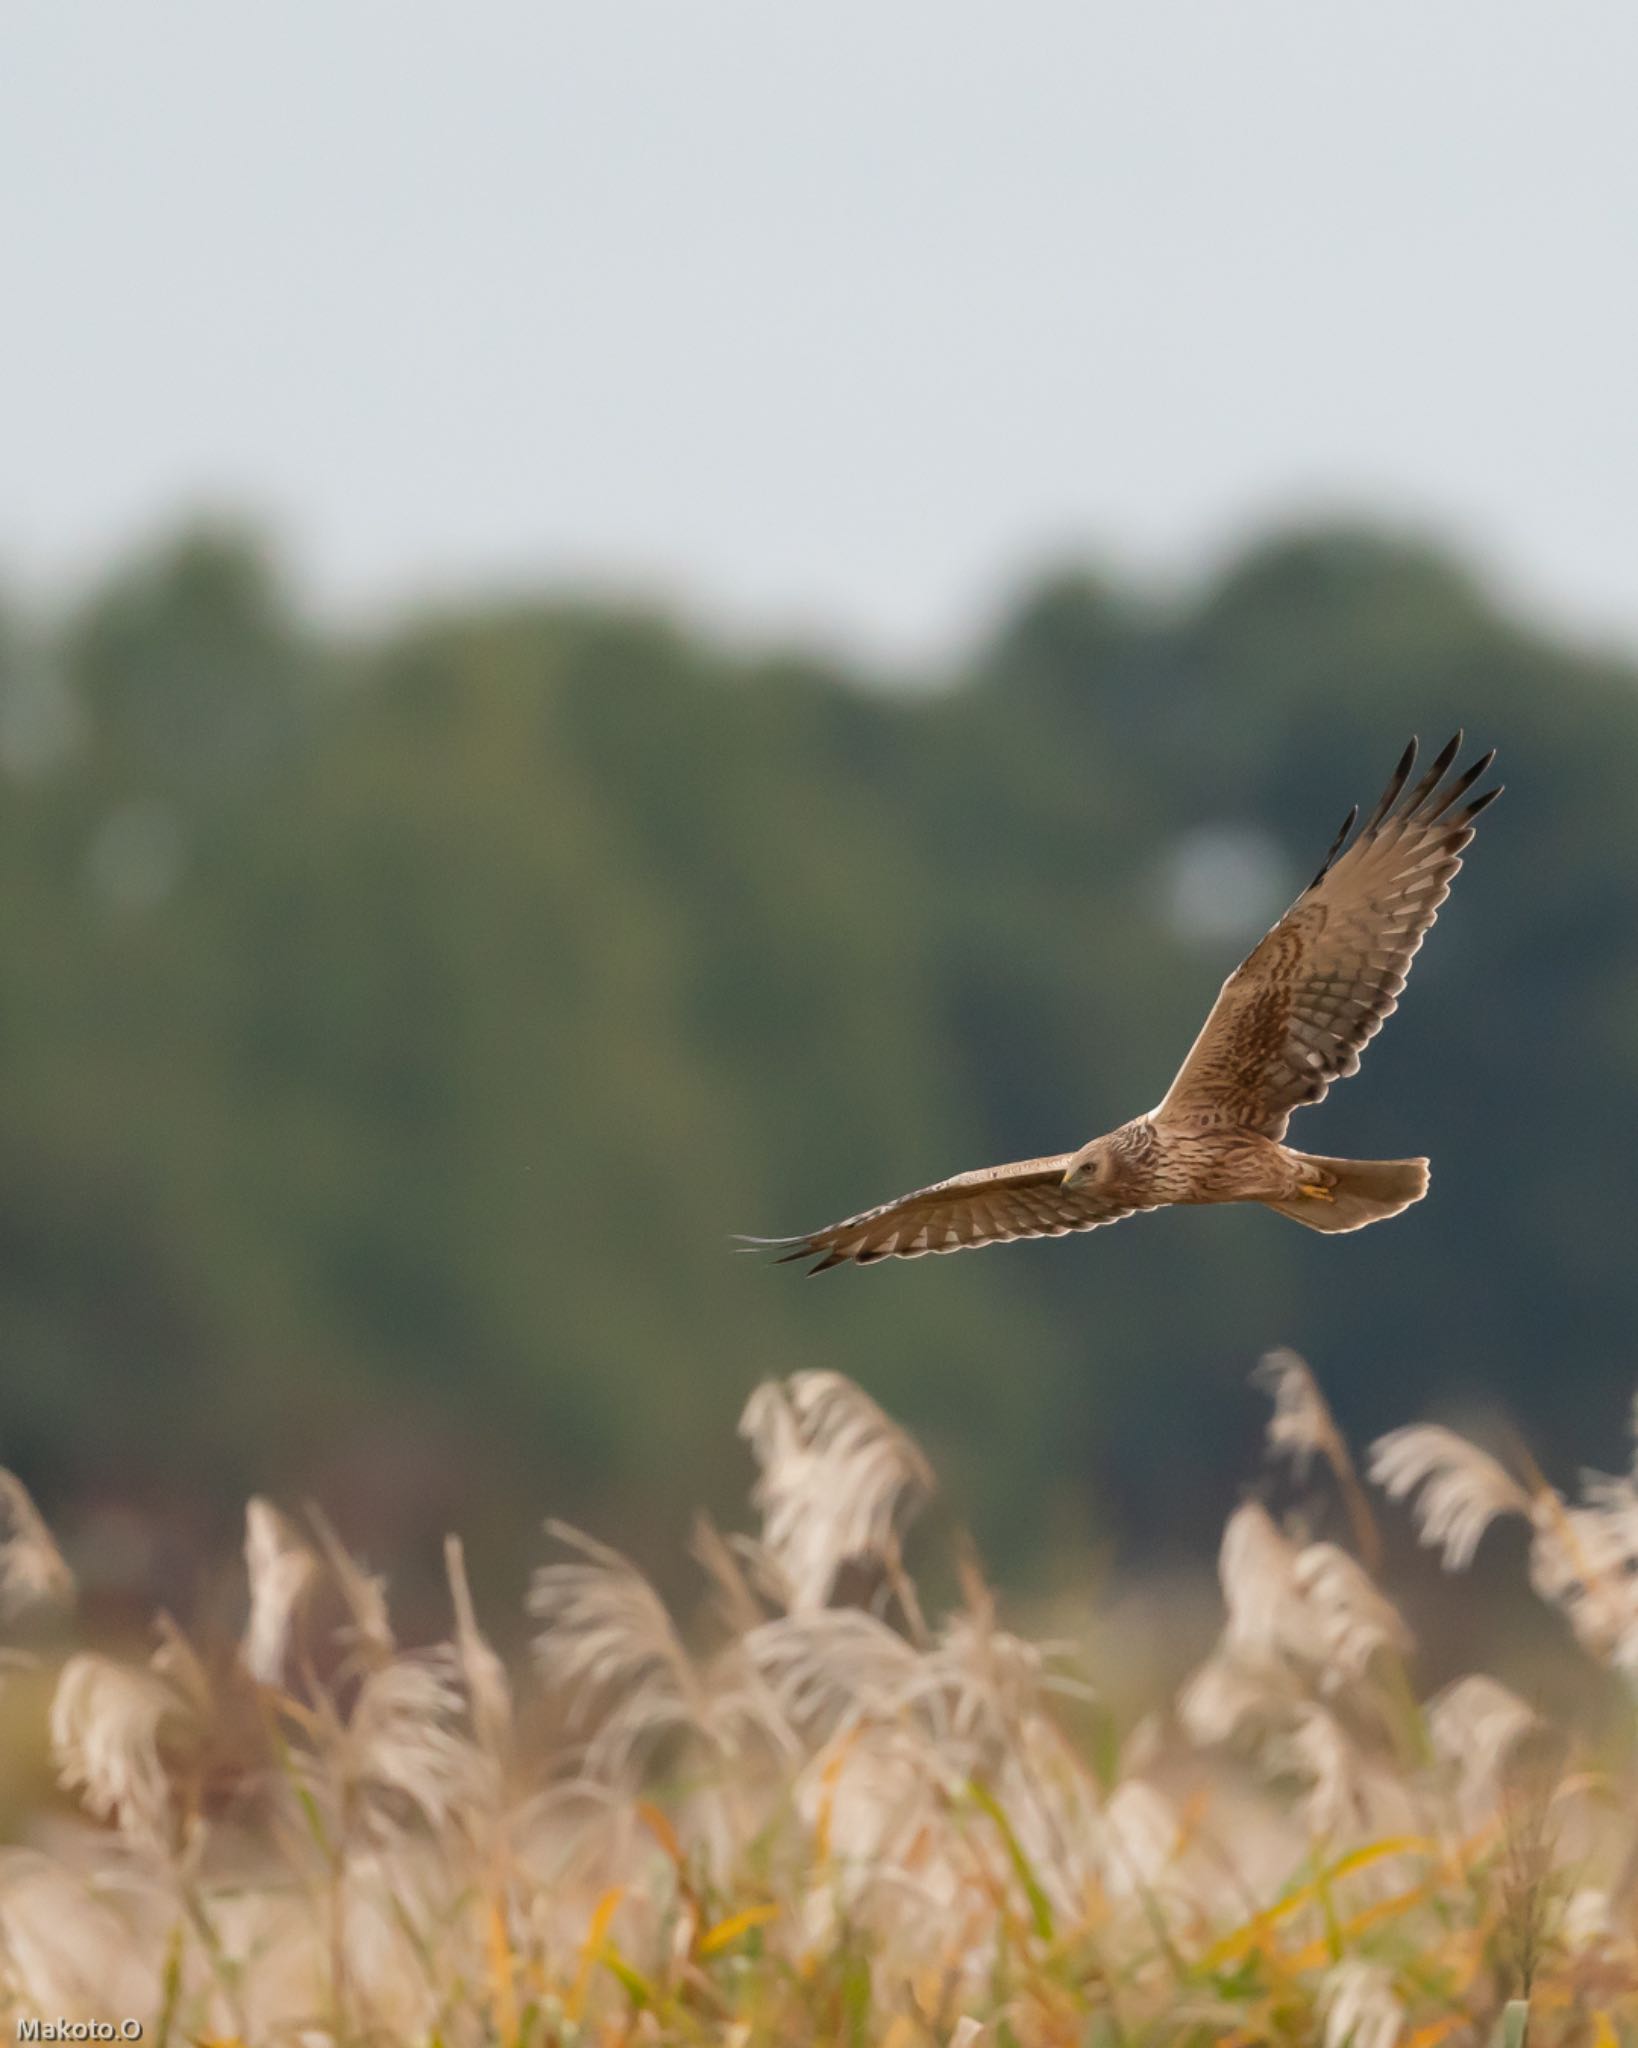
[0, 1850, 157, 2019]
[795, 1718, 949, 1870]
[743, 1606, 922, 1741]
[1368, 1424, 1534, 1570]
[0, 1469, 75, 1622]
[1426, 1674, 1540, 1792]
[1096, 1780, 1185, 1901]
[739, 1371, 933, 1613]
[1218, 1500, 1301, 1663]
[916, 1609, 1049, 1752]
[1252, 1349, 1336, 1477]
[149, 1614, 214, 1725]
[1290, 1542, 1412, 1683]
[530, 1524, 691, 1703]
[1321, 1956, 1404, 2048]
[343, 1651, 495, 1837]
[444, 1533, 513, 1759]
[49, 1652, 198, 1849]
[529, 1522, 740, 1782]
[242, 1497, 321, 1686]
[1527, 1489, 1638, 1666]
[1560, 1886, 1616, 1955]
[304, 1503, 395, 1667]
[1278, 1702, 1366, 1839]
[330, 1847, 447, 2036]
[1177, 1651, 1294, 1747]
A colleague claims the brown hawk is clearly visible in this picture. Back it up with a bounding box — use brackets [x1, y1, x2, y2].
[753, 734, 1499, 1272]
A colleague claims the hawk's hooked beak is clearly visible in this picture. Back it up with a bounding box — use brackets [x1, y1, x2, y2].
[1061, 1160, 1087, 1188]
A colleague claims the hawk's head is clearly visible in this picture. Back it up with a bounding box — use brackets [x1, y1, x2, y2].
[1061, 1140, 1109, 1191]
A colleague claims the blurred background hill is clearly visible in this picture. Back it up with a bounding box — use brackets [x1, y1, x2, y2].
[1, 520, 1633, 1617]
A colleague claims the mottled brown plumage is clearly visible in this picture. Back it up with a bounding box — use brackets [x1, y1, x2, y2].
[751, 735, 1499, 1271]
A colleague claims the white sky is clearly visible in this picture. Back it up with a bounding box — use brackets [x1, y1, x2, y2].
[4, 4, 1635, 661]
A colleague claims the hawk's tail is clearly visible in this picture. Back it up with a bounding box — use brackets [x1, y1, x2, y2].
[1271, 1153, 1430, 1235]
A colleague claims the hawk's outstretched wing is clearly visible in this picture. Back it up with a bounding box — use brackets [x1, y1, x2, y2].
[745, 1155, 1137, 1273]
[1156, 733, 1501, 1141]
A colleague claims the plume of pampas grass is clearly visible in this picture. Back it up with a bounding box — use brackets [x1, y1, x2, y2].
[529, 1521, 773, 1781]
[49, 1652, 200, 1849]
[1216, 1501, 1405, 1685]
[0, 1470, 74, 1622]
[740, 1370, 933, 1619]
[1320, 1955, 1404, 2048]
[743, 1606, 921, 1741]
[913, 1608, 1056, 1758]
[303, 1501, 394, 1667]
[1369, 1423, 1536, 1568]
[1426, 1674, 1541, 1795]
[0, 1850, 156, 2021]
[690, 1508, 768, 1637]
[530, 1524, 698, 1712]
[1289, 1541, 1412, 1684]
[241, 1496, 320, 1686]
[444, 1533, 513, 1762]
[1525, 1491, 1638, 1667]
[1177, 1649, 1295, 1746]
[1218, 1500, 1302, 1665]
[1254, 1349, 1382, 1566]
[1096, 1777, 1182, 1894]
[1253, 1347, 1336, 1477]
[1274, 1703, 1382, 1838]
[1559, 1885, 1618, 1956]
[337, 1653, 494, 1838]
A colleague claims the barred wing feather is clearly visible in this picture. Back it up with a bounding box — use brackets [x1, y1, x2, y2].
[745, 1156, 1136, 1273]
[1157, 733, 1501, 1141]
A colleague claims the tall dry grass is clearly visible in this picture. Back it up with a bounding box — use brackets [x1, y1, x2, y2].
[2, 1362, 1636, 2044]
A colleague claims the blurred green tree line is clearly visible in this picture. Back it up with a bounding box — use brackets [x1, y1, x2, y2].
[0, 523, 1632, 1608]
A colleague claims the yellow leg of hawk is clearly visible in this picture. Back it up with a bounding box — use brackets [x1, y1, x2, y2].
[1298, 1183, 1336, 1202]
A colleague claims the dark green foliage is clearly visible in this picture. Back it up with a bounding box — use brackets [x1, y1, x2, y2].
[0, 520, 1631, 1605]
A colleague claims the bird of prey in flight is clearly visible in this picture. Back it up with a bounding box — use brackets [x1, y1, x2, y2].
[753, 734, 1499, 1273]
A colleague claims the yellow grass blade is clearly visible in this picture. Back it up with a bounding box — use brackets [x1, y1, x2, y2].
[486, 1894, 518, 2041]
[969, 1778, 1056, 1944]
[600, 1939, 658, 2011]
[568, 1885, 626, 2023]
[1281, 1881, 1436, 1974]
[637, 1798, 684, 1867]
[814, 1729, 858, 1867]
[698, 1902, 780, 1955]
[1199, 1835, 1436, 1969]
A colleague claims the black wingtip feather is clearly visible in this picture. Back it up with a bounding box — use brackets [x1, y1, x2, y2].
[1459, 783, 1503, 823]
[1427, 747, 1499, 824]
[1400, 731, 1463, 821]
[1309, 804, 1359, 890]
[1359, 738, 1418, 838]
